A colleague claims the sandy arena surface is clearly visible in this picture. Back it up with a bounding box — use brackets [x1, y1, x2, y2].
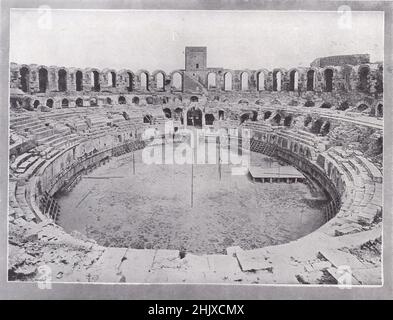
[57, 143, 326, 254]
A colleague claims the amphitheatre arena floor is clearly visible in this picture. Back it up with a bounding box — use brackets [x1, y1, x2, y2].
[57, 142, 326, 254]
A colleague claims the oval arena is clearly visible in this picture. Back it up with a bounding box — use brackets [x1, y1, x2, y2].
[8, 48, 383, 284]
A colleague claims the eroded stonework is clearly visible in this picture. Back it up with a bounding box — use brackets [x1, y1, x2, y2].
[8, 48, 383, 284]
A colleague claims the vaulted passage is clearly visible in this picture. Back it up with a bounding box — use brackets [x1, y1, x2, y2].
[108, 72, 116, 87]
[205, 113, 215, 125]
[307, 70, 315, 91]
[62, 98, 69, 107]
[273, 70, 282, 91]
[224, 72, 232, 91]
[174, 108, 183, 124]
[358, 66, 369, 93]
[163, 108, 171, 118]
[140, 72, 149, 90]
[38, 68, 48, 93]
[91, 71, 100, 92]
[324, 69, 333, 92]
[241, 72, 249, 91]
[118, 96, 126, 104]
[187, 107, 202, 127]
[20, 67, 29, 93]
[127, 72, 133, 92]
[58, 69, 67, 92]
[289, 70, 299, 91]
[76, 71, 83, 91]
[257, 72, 265, 91]
[240, 113, 250, 124]
[76, 98, 83, 107]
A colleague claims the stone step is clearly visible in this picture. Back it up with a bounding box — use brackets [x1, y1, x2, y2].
[36, 133, 61, 145]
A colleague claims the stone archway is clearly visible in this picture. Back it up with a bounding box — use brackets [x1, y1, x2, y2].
[187, 107, 202, 127]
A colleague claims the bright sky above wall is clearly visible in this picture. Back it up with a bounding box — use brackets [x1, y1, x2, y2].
[10, 9, 384, 72]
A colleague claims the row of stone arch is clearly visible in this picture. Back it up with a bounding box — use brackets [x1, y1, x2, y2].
[14, 63, 380, 94]
[16, 65, 184, 94]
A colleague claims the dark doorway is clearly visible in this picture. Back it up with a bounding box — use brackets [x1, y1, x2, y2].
[187, 107, 202, 127]
[307, 70, 315, 91]
[76, 71, 83, 91]
[20, 67, 29, 93]
[205, 114, 215, 125]
[324, 69, 333, 92]
[58, 69, 67, 92]
[39, 68, 48, 93]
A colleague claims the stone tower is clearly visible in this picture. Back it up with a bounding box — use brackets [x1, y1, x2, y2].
[185, 47, 207, 71]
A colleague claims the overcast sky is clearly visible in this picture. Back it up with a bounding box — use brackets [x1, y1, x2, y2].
[10, 9, 384, 72]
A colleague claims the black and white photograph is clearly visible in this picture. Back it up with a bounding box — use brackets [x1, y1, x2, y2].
[1, 0, 392, 301]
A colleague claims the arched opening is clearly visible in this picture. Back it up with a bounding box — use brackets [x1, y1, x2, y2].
[357, 104, 369, 112]
[264, 111, 272, 120]
[106, 97, 112, 105]
[127, 72, 133, 92]
[304, 100, 315, 107]
[358, 66, 369, 93]
[255, 99, 264, 106]
[140, 72, 149, 90]
[257, 72, 265, 91]
[240, 113, 250, 124]
[76, 70, 83, 91]
[304, 115, 312, 127]
[90, 97, 98, 107]
[284, 116, 292, 127]
[163, 108, 172, 119]
[324, 69, 333, 92]
[172, 72, 182, 91]
[91, 71, 100, 92]
[76, 98, 83, 107]
[187, 107, 202, 127]
[143, 115, 153, 124]
[320, 102, 332, 109]
[155, 73, 165, 91]
[224, 72, 232, 91]
[174, 108, 183, 124]
[207, 73, 216, 89]
[241, 72, 249, 91]
[205, 114, 215, 125]
[20, 67, 29, 93]
[338, 101, 349, 111]
[273, 70, 282, 91]
[58, 69, 67, 92]
[146, 96, 153, 104]
[46, 99, 54, 108]
[33, 100, 40, 108]
[108, 72, 116, 87]
[320, 121, 331, 136]
[307, 70, 315, 91]
[61, 98, 69, 107]
[238, 99, 249, 105]
[251, 111, 258, 121]
[272, 113, 282, 125]
[377, 104, 383, 117]
[311, 119, 323, 134]
[190, 96, 199, 102]
[118, 96, 126, 105]
[38, 68, 48, 93]
[132, 96, 139, 105]
[218, 110, 224, 120]
[289, 70, 299, 91]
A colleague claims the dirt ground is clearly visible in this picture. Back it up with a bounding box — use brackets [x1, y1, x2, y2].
[57, 143, 326, 254]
